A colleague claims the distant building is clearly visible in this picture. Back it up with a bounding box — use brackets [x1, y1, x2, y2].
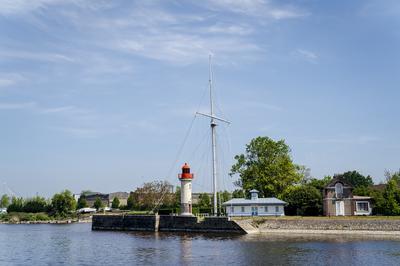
[0, 208, 7, 214]
[222, 189, 286, 217]
[108, 192, 129, 207]
[323, 177, 372, 216]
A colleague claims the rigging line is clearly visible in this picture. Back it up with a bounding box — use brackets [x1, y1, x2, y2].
[152, 114, 197, 212]
[152, 82, 209, 212]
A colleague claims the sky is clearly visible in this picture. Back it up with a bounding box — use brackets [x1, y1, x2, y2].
[0, 0, 399, 197]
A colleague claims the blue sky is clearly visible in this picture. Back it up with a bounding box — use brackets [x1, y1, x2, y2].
[0, 0, 399, 197]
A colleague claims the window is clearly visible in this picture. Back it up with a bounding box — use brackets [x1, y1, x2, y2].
[241, 206, 245, 212]
[275, 206, 279, 212]
[357, 202, 369, 212]
[335, 183, 343, 197]
[264, 206, 268, 212]
[230, 207, 234, 213]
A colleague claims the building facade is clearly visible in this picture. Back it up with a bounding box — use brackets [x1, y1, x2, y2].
[323, 177, 372, 216]
[222, 189, 286, 217]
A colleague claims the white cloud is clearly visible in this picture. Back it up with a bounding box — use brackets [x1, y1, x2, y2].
[0, 78, 16, 87]
[0, 102, 36, 110]
[0, 50, 74, 63]
[203, 0, 308, 19]
[295, 49, 318, 63]
[304, 136, 380, 145]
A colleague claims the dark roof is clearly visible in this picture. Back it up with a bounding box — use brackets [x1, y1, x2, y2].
[325, 176, 353, 188]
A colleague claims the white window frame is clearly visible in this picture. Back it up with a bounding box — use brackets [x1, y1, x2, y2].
[241, 206, 245, 212]
[264, 206, 268, 212]
[335, 183, 343, 197]
[275, 206, 279, 212]
[356, 201, 369, 212]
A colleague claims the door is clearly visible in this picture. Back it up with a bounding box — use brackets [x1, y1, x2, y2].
[335, 201, 344, 216]
[251, 206, 258, 216]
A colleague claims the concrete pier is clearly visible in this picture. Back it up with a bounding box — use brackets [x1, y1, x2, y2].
[92, 214, 246, 234]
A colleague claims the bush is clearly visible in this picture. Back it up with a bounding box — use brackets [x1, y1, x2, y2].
[23, 197, 48, 213]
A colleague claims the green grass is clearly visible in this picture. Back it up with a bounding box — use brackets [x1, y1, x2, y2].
[233, 216, 400, 221]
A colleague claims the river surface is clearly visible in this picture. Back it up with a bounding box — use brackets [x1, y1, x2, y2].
[1, 223, 400, 265]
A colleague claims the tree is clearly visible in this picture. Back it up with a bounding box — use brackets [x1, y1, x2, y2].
[230, 136, 303, 198]
[77, 196, 88, 209]
[232, 189, 245, 198]
[198, 193, 211, 208]
[174, 186, 181, 208]
[340, 171, 374, 188]
[0, 194, 9, 208]
[111, 197, 120, 209]
[51, 190, 76, 217]
[7, 197, 24, 212]
[283, 185, 322, 216]
[382, 177, 400, 215]
[132, 181, 174, 211]
[23, 196, 48, 213]
[93, 197, 104, 210]
[127, 193, 135, 210]
[306, 176, 332, 191]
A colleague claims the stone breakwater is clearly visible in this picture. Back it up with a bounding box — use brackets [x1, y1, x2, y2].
[92, 214, 246, 234]
[237, 218, 400, 235]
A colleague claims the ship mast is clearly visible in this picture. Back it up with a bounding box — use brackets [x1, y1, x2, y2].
[197, 55, 230, 216]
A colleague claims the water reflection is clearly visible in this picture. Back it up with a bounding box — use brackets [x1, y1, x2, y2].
[1, 224, 400, 265]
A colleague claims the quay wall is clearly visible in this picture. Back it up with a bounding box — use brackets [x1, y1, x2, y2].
[92, 215, 245, 234]
[254, 219, 400, 231]
[92, 215, 156, 231]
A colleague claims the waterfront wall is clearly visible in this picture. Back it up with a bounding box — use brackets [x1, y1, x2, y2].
[255, 219, 400, 231]
[92, 214, 245, 234]
[92, 215, 156, 231]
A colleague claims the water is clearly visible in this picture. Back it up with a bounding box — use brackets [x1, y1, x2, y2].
[1, 224, 400, 265]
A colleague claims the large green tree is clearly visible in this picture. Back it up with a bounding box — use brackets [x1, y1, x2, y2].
[51, 190, 76, 217]
[340, 171, 374, 188]
[230, 136, 303, 197]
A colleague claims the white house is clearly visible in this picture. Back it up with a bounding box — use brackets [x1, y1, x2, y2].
[223, 189, 287, 217]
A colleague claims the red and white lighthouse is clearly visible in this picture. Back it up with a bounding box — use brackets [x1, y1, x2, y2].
[178, 163, 194, 216]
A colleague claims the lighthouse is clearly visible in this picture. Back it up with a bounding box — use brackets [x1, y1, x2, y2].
[178, 163, 194, 216]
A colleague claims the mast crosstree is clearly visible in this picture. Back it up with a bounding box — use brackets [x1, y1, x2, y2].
[196, 55, 230, 216]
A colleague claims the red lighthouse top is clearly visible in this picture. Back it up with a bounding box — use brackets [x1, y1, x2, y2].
[178, 163, 194, 180]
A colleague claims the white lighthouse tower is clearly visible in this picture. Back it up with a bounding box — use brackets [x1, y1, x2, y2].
[178, 163, 194, 216]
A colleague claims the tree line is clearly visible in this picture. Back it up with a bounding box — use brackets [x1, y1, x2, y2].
[230, 136, 400, 216]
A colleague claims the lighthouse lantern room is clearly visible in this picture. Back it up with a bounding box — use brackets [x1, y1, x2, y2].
[178, 163, 194, 216]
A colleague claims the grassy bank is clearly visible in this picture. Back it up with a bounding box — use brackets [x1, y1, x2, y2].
[0, 212, 92, 224]
[233, 216, 400, 222]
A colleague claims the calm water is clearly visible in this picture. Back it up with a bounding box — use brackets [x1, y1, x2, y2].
[1, 224, 400, 265]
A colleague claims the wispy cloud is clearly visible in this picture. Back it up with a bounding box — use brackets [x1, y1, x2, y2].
[0, 73, 24, 88]
[0, 50, 74, 63]
[242, 101, 283, 111]
[0, 101, 36, 110]
[202, 0, 309, 19]
[295, 49, 318, 63]
[304, 136, 380, 145]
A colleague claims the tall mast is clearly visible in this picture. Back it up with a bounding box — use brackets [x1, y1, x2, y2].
[209, 55, 218, 216]
[196, 55, 230, 216]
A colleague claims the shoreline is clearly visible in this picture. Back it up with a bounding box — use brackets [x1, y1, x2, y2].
[258, 229, 400, 236]
[0, 219, 92, 225]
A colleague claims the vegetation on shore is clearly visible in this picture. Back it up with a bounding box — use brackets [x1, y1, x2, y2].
[1, 135, 399, 219]
[230, 136, 400, 216]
